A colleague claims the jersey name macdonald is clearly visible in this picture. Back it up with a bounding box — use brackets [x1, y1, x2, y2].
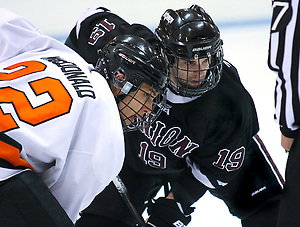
[43, 56, 96, 99]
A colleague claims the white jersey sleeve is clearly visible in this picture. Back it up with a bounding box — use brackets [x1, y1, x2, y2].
[0, 8, 124, 222]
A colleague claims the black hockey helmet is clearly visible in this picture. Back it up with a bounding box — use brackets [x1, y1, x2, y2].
[155, 4, 224, 97]
[96, 34, 168, 132]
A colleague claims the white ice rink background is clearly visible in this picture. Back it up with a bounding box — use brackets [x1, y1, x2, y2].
[1, 0, 288, 226]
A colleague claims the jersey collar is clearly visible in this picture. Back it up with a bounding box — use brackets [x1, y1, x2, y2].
[166, 88, 200, 104]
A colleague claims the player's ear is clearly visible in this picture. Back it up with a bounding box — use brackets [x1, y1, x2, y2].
[115, 73, 125, 82]
[108, 73, 125, 96]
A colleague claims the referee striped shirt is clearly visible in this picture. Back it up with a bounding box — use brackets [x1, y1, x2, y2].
[268, 0, 300, 138]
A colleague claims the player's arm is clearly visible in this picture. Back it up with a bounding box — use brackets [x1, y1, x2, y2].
[0, 171, 73, 226]
[145, 168, 208, 227]
[65, 6, 132, 65]
[281, 134, 294, 152]
[0, 132, 73, 226]
[146, 196, 195, 227]
[0, 131, 34, 171]
[65, 6, 157, 66]
[0, 8, 43, 63]
[268, 0, 299, 146]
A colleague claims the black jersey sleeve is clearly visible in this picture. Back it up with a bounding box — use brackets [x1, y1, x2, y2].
[186, 61, 259, 188]
[65, 7, 157, 66]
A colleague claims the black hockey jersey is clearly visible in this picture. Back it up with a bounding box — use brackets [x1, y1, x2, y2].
[65, 7, 158, 66]
[124, 60, 259, 189]
[66, 6, 259, 189]
[67, 7, 283, 221]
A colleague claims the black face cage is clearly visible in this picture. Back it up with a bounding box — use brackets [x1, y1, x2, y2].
[116, 81, 166, 132]
[97, 34, 168, 132]
[167, 46, 223, 97]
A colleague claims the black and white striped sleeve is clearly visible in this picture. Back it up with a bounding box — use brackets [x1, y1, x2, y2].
[268, 0, 300, 138]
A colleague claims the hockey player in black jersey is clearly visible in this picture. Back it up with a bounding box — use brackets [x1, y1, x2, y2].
[66, 5, 284, 227]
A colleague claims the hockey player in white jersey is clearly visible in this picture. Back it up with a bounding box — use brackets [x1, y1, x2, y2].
[0, 8, 167, 226]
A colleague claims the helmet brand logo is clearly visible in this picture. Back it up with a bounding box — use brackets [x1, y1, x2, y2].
[118, 53, 136, 64]
[163, 11, 174, 24]
[192, 46, 212, 52]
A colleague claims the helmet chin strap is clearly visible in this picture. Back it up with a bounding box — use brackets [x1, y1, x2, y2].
[121, 81, 133, 94]
[114, 81, 135, 104]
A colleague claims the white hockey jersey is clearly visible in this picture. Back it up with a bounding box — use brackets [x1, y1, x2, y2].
[0, 8, 124, 222]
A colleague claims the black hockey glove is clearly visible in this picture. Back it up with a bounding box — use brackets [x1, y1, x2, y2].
[146, 197, 195, 227]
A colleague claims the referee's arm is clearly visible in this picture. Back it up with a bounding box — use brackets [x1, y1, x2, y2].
[268, 0, 300, 151]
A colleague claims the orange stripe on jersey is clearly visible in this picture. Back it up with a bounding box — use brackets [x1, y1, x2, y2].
[0, 139, 34, 170]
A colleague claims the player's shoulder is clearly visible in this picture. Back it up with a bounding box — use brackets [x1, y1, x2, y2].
[75, 7, 127, 32]
[222, 60, 239, 75]
[75, 7, 110, 24]
[202, 59, 252, 110]
[67, 6, 156, 66]
[221, 59, 243, 83]
[0, 8, 20, 24]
